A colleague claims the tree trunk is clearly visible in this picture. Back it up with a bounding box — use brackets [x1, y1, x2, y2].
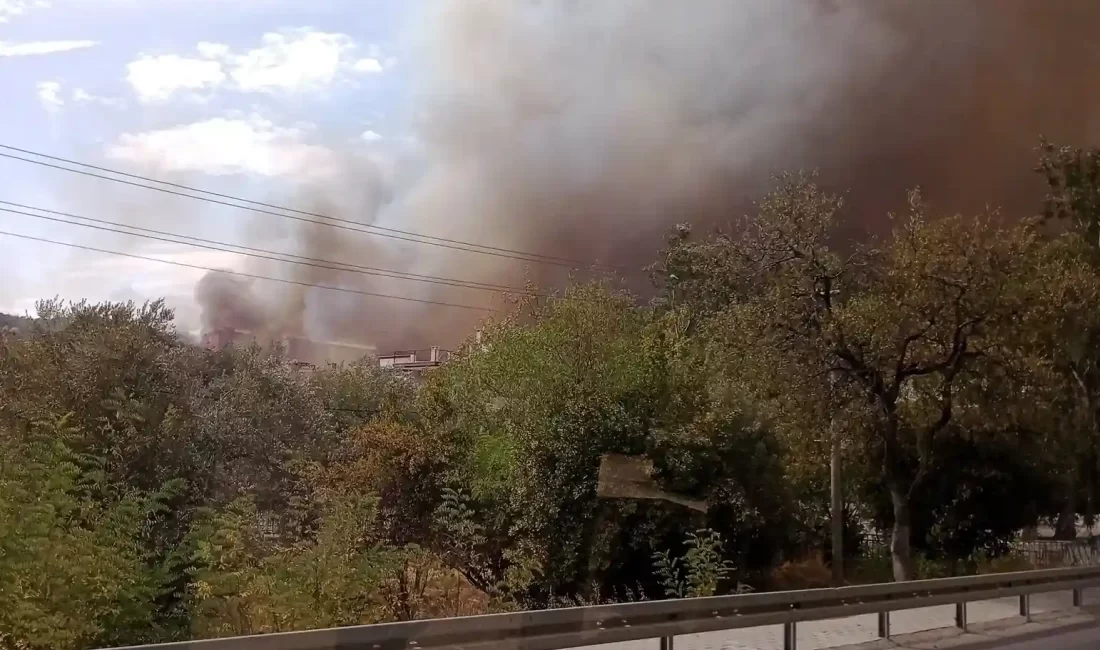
[830, 437, 844, 585]
[1085, 442, 1097, 530]
[1055, 502, 1078, 540]
[889, 487, 914, 581]
[1055, 475, 1078, 540]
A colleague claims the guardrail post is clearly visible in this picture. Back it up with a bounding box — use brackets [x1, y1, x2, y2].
[1073, 588, 1084, 607]
[877, 611, 890, 638]
[955, 602, 967, 632]
[660, 636, 674, 650]
[783, 621, 797, 650]
[1019, 594, 1030, 621]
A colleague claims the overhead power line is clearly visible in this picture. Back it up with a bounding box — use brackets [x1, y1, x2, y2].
[0, 229, 496, 312]
[0, 143, 625, 271]
[0, 201, 531, 295]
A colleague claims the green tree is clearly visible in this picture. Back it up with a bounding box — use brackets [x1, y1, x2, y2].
[1037, 138, 1100, 251]
[0, 418, 178, 649]
[1033, 139, 1100, 536]
[0, 299, 199, 494]
[418, 283, 660, 600]
[0, 299, 422, 635]
[655, 174, 1073, 580]
[185, 344, 333, 519]
[419, 282, 800, 599]
[185, 496, 392, 636]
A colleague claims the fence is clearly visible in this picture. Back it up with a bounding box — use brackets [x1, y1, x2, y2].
[106, 565, 1100, 650]
[1012, 539, 1100, 567]
[859, 530, 1100, 568]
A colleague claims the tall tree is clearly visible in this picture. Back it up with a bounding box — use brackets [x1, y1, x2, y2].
[655, 174, 1066, 580]
[1033, 139, 1100, 536]
[418, 282, 798, 599]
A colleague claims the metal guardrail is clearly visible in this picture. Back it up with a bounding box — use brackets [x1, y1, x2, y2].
[109, 566, 1100, 650]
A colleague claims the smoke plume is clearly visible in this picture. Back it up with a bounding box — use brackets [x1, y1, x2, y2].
[195, 272, 269, 334]
[197, 0, 1100, 354]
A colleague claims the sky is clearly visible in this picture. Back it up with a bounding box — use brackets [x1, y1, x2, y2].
[0, 0, 415, 334]
[12, 0, 1097, 349]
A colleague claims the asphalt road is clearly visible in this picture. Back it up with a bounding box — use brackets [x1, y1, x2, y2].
[993, 625, 1100, 650]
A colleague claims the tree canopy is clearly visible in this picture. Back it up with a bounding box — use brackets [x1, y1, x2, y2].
[4, 142, 1100, 646]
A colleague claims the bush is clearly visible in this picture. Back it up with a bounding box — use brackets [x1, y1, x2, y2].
[185, 496, 392, 636]
[0, 419, 179, 649]
[769, 554, 833, 591]
[976, 554, 1036, 575]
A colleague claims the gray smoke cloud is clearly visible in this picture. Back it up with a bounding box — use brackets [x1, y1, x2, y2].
[197, 0, 1100, 354]
[195, 272, 268, 334]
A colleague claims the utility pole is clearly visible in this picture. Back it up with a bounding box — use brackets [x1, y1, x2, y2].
[830, 433, 844, 584]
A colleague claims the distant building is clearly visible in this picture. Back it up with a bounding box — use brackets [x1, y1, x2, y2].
[200, 327, 376, 366]
[378, 346, 450, 374]
[201, 327, 258, 350]
[281, 335, 376, 365]
[200, 327, 456, 373]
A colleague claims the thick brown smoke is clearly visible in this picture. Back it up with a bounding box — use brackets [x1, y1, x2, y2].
[197, 0, 1100, 355]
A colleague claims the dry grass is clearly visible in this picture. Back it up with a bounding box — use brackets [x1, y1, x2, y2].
[976, 555, 1039, 574]
[769, 553, 835, 590]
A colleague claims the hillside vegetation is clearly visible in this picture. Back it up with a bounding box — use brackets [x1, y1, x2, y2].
[4, 143, 1100, 648]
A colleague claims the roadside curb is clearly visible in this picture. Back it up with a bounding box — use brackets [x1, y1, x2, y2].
[825, 608, 1100, 650]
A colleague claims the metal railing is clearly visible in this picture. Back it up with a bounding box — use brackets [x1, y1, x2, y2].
[109, 565, 1100, 650]
[1012, 539, 1100, 567]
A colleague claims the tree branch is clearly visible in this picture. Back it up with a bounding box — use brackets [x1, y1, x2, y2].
[897, 315, 985, 380]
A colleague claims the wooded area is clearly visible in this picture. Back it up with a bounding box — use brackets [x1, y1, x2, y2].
[4, 142, 1100, 649]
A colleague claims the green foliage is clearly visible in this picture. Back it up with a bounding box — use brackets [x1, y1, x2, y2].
[1037, 138, 1100, 250]
[653, 529, 741, 598]
[418, 282, 800, 601]
[645, 408, 803, 574]
[0, 299, 441, 642]
[11, 146, 1100, 644]
[0, 299, 196, 491]
[309, 359, 417, 433]
[419, 285, 660, 598]
[1030, 140, 1100, 536]
[860, 433, 1055, 568]
[657, 172, 1093, 580]
[0, 418, 179, 650]
[185, 496, 392, 636]
[185, 343, 335, 518]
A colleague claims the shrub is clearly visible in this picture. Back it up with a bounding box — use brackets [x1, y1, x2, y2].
[769, 554, 833, 590]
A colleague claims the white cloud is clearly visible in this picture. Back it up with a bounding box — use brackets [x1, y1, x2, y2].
[124, 30, 388, 101]
[36, 80, 62, 112]
[126, 54, 225, 103]
[0, 39, 97, 56]
[105, 114, 341, 178]
[352, 57, 382, 73]
[0, 0, 47, 24]
[361, 129, 383, 142]
[226, 29, 354, 93]
[73, 87, 125, 108]
[195, 41, 230, 59]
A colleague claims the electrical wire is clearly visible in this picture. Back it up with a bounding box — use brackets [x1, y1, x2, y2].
[0, 229, 496, 312]
[0, 144, 626, 271]
[0, 201, 530, 294]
